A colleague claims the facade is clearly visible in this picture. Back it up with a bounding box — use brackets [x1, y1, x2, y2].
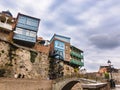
[49, 34, 84, 78]
[49, 34, 71, 79]
[0, 10, 16, 42]
[13, 13, 40, 47]
[49, 34, 71, 61]
[70, 45, 84, 68]
[99, 66, 118, 74]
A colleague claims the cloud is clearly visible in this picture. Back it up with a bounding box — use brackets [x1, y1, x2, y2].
[89, 34, 120, 49]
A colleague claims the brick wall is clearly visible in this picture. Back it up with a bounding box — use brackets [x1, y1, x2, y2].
[34, 43, 50, 55]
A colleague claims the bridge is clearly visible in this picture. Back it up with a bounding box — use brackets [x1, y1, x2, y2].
[0, 76, 109, 90]
[52, 75, 108, 90]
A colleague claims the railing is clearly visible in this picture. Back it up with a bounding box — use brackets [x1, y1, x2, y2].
[0, 22, 12, 30]
[70, 59, 84, 66]
[54, 73, 97, 83]
[70, 51, 83, 59]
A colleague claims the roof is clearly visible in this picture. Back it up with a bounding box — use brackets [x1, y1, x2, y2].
[70, 45, 83, 52]
[50, 34, 71, 43]
[18, 13, 40, 21]
[2, 10, 13, 17]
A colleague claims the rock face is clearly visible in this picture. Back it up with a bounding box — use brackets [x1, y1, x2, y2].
[0, 40, 49, 79]
[0, 41, 10, 67]
[63, 64, 75, 76]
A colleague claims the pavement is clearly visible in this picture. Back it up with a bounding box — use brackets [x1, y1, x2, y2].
[111, 85, 120, 90]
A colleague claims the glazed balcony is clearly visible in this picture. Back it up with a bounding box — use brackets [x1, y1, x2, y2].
[70, 59, 84, 66]
[70, 51, 83, 59]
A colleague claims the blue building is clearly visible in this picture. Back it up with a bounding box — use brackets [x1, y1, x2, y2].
[50, 34, 71, 61]
[13, 13, 40, 47]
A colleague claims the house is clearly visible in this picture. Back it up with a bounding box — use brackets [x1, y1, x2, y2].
[34, 37, 50, 55]
[70, 45, 84, 68]
[49, 34, 71, 61]
[0, 10, 16, 42]
[13, 13, 40, 47]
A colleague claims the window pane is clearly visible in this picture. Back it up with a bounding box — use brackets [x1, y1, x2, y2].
[15, 27, 23, 34]
[30, 31, 36, 37]
[26, 30, 30, 36]
[26, 18, 32, 25]
[18, 16, 26, 24]
[26, 18, 38, 27]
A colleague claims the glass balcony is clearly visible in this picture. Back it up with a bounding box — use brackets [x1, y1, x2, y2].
[13, 33, 36, 43]
[70, 59, 84, 66]
[70, 51, 83, 59]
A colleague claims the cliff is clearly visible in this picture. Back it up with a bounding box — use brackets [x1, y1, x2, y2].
[0, 39, 49, 79]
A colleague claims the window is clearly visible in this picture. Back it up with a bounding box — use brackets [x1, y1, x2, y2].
[55, 40, 65, 49]
[59, 51, 63, 57]
[15, 27, 23, 34]
[14, 27, 36, 37]
[30, 31, 36, 37]
[18, 16, 26, 24]
[17, 15, 39, 31]
[26, 18, 32, 25]
[26, 18, 38, 27]
[25, 30, 30, 36]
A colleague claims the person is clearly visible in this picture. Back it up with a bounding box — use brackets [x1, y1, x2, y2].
[110, 79, 116, 88]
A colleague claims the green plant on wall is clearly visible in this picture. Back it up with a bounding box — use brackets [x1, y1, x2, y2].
[104, 72, 109, 79]
[30, 51, 37, 63]
[74, 68, 79, 73]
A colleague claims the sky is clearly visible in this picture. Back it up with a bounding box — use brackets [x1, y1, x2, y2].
[1, 0, 120, 72]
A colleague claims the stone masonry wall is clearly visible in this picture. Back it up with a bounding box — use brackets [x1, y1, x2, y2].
[112, 73, 120, 84]
[0, 41, 10, 67]
[63, 64, 75, 76]
[0, 40, 49, 79]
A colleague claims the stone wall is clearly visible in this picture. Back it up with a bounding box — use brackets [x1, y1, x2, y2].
[0, 40, 49, 79]
[0, 41, 10, 67]
[63, 64, 75, 76]
[0, 78, 52, 90]
[112, 73, 120, 84]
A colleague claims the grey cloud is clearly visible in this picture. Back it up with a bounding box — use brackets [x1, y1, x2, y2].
[43, 21, 55, 29]
[49, 0, 65, 11]
[1, 0, 17, 9]
[60, 13, 82, 26]
[89, 34, 120, 49]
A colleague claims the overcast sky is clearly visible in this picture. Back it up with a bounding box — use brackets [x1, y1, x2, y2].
[1, 0, 120, 72]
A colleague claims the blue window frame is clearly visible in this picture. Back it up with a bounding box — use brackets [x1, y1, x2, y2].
[17, 15, 39, 31]
[54, 40, 65, 50]
[54, 40, 65, 59]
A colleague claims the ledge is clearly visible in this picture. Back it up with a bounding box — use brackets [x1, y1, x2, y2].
[82, 82, 107, 89]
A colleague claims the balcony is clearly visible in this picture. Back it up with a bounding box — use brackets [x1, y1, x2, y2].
[0, 22, 12, 30]
[70, 59, 84, 66]
[70, 51, 83, 59]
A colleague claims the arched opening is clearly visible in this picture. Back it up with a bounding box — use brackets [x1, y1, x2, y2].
[62, 81, 79, 90]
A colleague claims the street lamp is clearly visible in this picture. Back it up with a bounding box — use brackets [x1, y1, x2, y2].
[107, 60, 115, 88]
[107, 60, 111, 66]
[107, 60, 112, 79]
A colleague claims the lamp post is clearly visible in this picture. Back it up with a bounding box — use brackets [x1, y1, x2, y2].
[107, 60, 112, 79]
[107, 60, 115, 88]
